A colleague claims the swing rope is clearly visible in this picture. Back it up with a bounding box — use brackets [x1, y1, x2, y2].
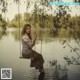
[19, 1, 44, 58]
[40, 0, 45, 54]
[32, 2, 37, 52]
[17, 1, 22, 58]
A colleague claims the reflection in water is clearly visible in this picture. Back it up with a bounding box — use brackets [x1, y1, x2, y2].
[2, 26, 7, 32]
[0, 28, 80, 80]
[0, 27, 7, 39]
[2, 28, 7, 36]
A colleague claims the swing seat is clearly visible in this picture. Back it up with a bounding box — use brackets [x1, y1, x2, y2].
[19, 56, 34, 60]
[19, 56, 25, 59]
[19, 56, 28, 59]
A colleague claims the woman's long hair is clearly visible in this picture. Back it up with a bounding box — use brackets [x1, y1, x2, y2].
[21, 24, 32, 39]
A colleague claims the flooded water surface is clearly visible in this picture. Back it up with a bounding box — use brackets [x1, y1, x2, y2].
[0, 28, 80, 80]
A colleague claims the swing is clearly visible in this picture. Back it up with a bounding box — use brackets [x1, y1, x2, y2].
[19, 23, 43, 59]
[18, 1, 43, 59]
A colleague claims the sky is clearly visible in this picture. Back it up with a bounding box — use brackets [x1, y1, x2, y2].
[1, 0, 80, 20]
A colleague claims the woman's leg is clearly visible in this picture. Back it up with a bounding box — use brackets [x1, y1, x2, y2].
[22, 50, 45, 73]
[30, 50, 45, 73]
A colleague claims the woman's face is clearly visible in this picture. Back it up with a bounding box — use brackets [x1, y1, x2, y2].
[26, 26, 31, 34]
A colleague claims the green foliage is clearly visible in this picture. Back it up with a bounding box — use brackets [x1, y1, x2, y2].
[0, 0, 7, 13]
[0, 0, 79, 38]
[9, 12, 54, 29]
[6, 12, 80, 38]
[0, 15, 3, 26]
[10, 13, 24, 28]
[0, 14, 7, 27]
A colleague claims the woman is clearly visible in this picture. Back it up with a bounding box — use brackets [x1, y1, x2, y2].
[21, 24, 45, 74]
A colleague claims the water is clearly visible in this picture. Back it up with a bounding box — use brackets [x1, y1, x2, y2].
[0, 28, 80, 80]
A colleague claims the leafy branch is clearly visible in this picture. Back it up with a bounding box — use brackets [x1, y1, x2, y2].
[62, 40, 80, 65]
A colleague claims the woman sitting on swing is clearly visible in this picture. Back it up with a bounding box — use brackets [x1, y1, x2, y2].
[21, 24, 45, 74]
